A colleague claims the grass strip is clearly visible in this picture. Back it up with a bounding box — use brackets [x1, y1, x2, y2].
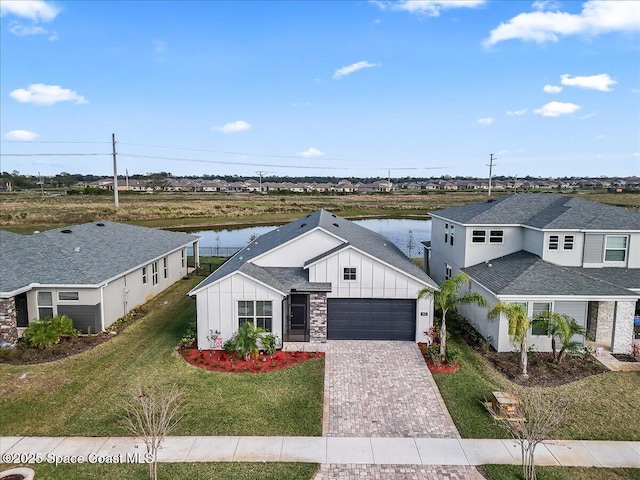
[0, 462, 318, 480]
[480, 465, 640, 480]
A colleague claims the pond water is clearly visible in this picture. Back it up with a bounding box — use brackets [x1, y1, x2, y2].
[188, 218, 432, 258]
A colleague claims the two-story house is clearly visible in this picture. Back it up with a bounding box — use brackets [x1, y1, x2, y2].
[426, 194, 640, 354]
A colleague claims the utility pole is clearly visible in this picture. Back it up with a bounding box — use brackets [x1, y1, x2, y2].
[256, 170, 267, 194]
[514, 173, 518, 193]
[112, 133, 119, 207]
[38, 171, 44, 196]
[487, 153, 497, 197]
[126, 169, 129, 191]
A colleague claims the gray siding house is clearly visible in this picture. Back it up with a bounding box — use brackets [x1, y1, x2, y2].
[0, 221, 200, 345]
[427, 194, 640, 354]
[189, 210, 438, 349]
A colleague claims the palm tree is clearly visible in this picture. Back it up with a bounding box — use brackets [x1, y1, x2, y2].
[534, 312, 586, 363]
[418, 273, 488, 363]
[488, 302, 531, 377]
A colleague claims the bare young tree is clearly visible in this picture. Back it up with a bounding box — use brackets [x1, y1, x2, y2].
[123, 382, 185, 480]
[488, 389, 569, 480]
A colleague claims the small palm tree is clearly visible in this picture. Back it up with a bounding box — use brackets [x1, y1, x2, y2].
[488, 302, 530, 377]
[534, 312, 586, 363]
[418, 273, 488, 363]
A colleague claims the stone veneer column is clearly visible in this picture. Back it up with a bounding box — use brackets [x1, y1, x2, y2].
[612, 301, 635, 354]
[309, 292, 327, 343]
[0, 297, 19, 347]
[594, 301, 614, 347]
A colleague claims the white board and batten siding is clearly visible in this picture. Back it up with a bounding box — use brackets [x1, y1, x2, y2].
[195, 273, 284, 350]
[253, 228, 343, 268]
[307, 246, 433, 342]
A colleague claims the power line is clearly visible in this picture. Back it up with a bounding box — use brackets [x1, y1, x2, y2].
[0, 153, 108, 157]
[1, 140, 110, 144]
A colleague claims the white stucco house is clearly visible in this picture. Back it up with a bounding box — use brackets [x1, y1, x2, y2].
[189, 210, 438, 349]
[426, 193, 640, 354]
[0, 221, 200, 345]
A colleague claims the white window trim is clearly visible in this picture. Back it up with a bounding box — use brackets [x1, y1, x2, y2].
[343, 266, 357, 281]
[563, 235, 574, 250]
[603, 234, 628, 265]
[445, 264, 452, 280]
[142, 266, 148, 284]
[472, 230, 486, 243]
[489, 230, 504, 244]
[548, 235, 559, 250]
[58, 291, 79, 301]
[152, 261, 159, 285]
[37, 291, 54, 320]
[163, 257, 168, 279]
[237, 300, 273, 332]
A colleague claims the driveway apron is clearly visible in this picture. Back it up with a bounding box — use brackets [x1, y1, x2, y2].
[323, 340, 460, 438]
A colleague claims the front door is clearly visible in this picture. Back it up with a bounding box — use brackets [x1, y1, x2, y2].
[287, 294, 309, 342]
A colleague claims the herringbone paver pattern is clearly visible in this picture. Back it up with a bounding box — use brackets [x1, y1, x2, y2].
[314, 464, 484, 480]
[323, 341, 459, 438]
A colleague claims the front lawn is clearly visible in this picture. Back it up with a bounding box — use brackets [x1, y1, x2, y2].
[480, 465, 640, 480]
[432, 330, 640, 441]
[0, 274, 324, 437]
[0, 462, 318, 480]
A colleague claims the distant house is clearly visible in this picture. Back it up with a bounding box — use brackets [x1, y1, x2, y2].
[189, 210, 438, 349]
[427, 194, 640, 354]
[0, 222, 200, 346]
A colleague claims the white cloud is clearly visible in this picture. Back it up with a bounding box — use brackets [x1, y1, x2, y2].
[8, 21, 58, 39]
[373, 0, 486, 17]
[333, 61, 378, 80]
[9, 84, 87, 106]
[484, 0, 640, 47]
[534, 101, 581, 117]
[632, 88, 640, 94]
[532, 0, 561, 12]
[476, 117, 494, 125]
[560, 73, 617, 92]
[212, 120, 251, 133]
[580, 112, 597, 120]
[633, 152, 640, 158]
[291, 102, 311, 107]
[298, 148, 324, 158]
[4, 129, 39, 141]
[0, 0, 60, 22]
[506, 109, 527, 115]
[543, 84, 563, 93]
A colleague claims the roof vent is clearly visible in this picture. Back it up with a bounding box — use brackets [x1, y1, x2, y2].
[61, 229, 72, 234]
[74, 247, 81, 252]
[96, 222, 105, 227]
[487, 198, 496, 203]
[333, 223, 339, 227]
[331, 214, 337, 218]
[299, 223, 307, 228]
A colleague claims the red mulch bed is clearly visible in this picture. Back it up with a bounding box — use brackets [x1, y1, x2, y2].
[417, 342, 460, 374]
[181, 348, 324, 373]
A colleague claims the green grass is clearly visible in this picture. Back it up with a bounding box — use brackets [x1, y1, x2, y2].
[480, 465, 640, 480]
[0, 462, 318, 480]
[432, 334, 640, 440]
[0, 275, 324, 437]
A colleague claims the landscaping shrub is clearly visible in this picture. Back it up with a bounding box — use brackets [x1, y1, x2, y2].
[179, 321, 197, 349]
[22, 315, 79, 349]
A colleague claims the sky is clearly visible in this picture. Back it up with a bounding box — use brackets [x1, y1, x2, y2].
[1, 0, 639, 179]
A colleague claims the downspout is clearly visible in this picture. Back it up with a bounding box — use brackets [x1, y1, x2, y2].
[100, 283, 106, 332]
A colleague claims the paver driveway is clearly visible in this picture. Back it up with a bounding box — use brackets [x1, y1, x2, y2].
[323, 341, 459, 438]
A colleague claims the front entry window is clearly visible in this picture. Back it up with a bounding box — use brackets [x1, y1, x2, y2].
[238, 300, 273, 332]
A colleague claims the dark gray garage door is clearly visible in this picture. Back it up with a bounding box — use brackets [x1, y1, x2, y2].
[327, 298, 416, 340]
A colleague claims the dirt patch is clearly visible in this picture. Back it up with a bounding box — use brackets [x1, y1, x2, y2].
[181, 348, 324, 373]
[484, 350, 609, 387]
[0, 307, 147, 365]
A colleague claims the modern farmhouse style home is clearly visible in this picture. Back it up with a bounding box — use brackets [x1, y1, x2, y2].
[189, 210, 438, 349]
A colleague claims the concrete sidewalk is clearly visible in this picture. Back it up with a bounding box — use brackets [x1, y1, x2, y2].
[2, 436, 639, 468]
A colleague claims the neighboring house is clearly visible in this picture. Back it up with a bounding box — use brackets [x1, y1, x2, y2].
[189, 210, 438, 349]
[427, 193, 640, 354]
[0, 221, 200, 346]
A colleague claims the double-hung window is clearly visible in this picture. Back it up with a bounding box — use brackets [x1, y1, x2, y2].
[181, 248, 186, 268]
[142, 266, 148, 284]
[163, 257, 168, 279]
[238, 300, 273, 332]
[445, 264, 452, 280]
[472, 230, 486, 243]
[604, 235, 628, 263]
[563, 235, 574, 250]
[489, 230, 504, 243]
[37, 291, 54, 319]
[152, 261, 159, 285]
[531, 302, 551, 335]
[444, 223, 454, 246]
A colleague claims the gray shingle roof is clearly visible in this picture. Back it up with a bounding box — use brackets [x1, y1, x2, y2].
[463, 251, 637, 297]
[190, 210, 438, 294]
[431, 193, 640, 230]
[1, 221, 199, 296]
